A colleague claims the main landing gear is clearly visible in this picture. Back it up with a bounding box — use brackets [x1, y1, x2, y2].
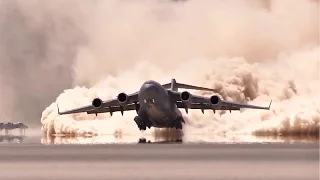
[134, 116, 152, 131]
[173, 116, 184, 130]
[134, 115, 185, 130]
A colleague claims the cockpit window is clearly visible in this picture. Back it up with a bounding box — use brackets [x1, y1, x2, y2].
[145, 80, 157, 85]
[145, 81, 152, 84]
[144, 98, 155, 104]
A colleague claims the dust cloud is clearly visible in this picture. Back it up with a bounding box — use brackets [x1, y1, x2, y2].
[10, 0, 318, 140]
[0, 0, 87, 125]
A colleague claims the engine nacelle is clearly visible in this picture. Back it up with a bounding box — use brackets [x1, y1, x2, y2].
[210, 95, 222, 107]
[117, 92, 128, 104]
[180, 91, 192, 102]
[92, 98, 103, 108]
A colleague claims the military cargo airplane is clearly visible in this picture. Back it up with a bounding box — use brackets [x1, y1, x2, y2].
[0, 122, 28, 135]
[57, 79, 272, 130]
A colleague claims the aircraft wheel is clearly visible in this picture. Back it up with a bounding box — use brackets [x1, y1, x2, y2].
[177, 116, 185, 124]
[145, 121, 152, 129]
[174, 121, 183, 129]
[134, 116, 140, 124]
[135, 115, 152, 130]
[172, 117, 183, 129]
[138, 122, 147, 131]
[175, 125, 182, 129]
[138, 138, 147, 143]
[139, 124, 147, 131]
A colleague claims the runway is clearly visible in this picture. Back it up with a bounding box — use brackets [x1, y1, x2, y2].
[0, 141, 318, 180]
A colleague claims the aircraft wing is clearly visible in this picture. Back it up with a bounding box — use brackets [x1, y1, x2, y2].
[219, 100, 272, 110]
[176, 100, 271, 112]
[57, 92, 139, 116]
[85, 103, 140, 115]
[170, 91, 272, 113]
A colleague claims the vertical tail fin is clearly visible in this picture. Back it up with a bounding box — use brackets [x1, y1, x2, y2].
[162, 78, 217, 92]
[170, 78, 178, 91]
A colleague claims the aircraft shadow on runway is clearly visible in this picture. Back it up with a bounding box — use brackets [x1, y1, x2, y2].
[40, 128, 185, 145]
[41, 135, 184, 145]
[138, 138, 183, 144]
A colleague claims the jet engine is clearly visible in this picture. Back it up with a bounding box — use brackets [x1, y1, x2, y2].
[180, 91, 192, 113]
[210, 95, 222, 107]
[92, 98, 103, 108]
[117, 92, 128, 104]
[180, 91, 192, 102]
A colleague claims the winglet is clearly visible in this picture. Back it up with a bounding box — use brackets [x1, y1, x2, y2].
[268, 100, 272, 110]
[57, 104, 61, 115]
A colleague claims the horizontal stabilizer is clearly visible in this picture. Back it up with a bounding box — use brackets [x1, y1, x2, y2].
[162, 78, 217, 92]
[174, 83, 216, 92]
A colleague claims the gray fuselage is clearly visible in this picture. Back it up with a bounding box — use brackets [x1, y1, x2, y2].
[137, 80, 182, 128]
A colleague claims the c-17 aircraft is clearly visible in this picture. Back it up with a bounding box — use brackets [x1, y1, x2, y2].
[57, 79, 272, 131]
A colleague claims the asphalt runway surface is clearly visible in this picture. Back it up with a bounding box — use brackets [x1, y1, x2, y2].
[0, 137, 319, 180]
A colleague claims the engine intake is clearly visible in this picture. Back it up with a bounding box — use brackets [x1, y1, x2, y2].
[180, 91, 191, 102]
[118, 92, 128, 104]
[92, 98, 103, 108]
[210, 95, 221, 105]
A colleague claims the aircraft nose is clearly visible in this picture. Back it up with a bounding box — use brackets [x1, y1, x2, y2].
[140, 83, 158, 102]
